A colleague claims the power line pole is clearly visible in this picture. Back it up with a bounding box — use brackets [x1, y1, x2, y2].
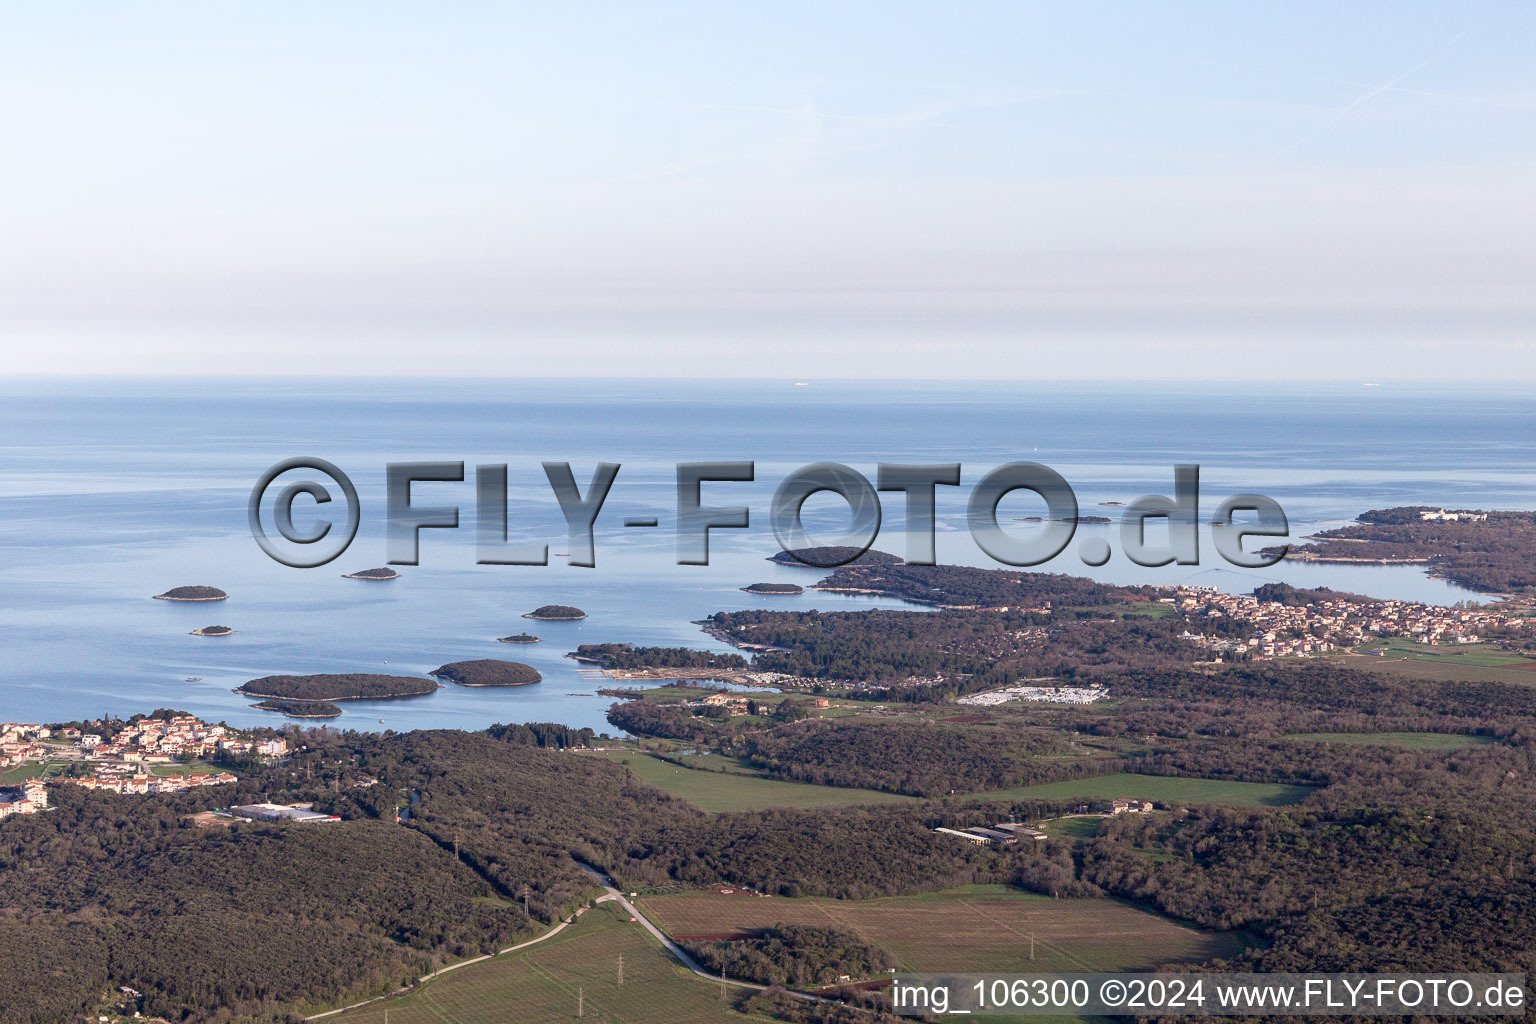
[577, 987, 584, 1017]
[1030, 933, 1035, 960]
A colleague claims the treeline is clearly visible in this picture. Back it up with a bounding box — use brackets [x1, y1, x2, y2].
[734, 719, 1087, 797]
[484, 720, 598, 747]
[682, 924, 895, 987]
[1251, 582, 1375, 606]
[573, 643, 749, 670]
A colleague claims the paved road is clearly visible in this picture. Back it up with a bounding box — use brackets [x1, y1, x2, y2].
[575, 862, 821, 1002]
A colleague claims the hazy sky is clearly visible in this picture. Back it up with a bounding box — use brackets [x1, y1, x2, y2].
[2, 2, 1533, 378]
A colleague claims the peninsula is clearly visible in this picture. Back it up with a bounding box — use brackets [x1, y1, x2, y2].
[153, 585, 227, 602]
[1263, 507, 1536, 596]
[235, 673, 439, 701]
[523, 604, 587, 621]
[430, 659, 542, 687]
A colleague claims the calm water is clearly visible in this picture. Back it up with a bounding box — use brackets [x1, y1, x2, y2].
[1, 378, 1532, 733]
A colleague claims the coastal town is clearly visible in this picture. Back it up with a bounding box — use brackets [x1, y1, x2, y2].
[0, 713, 284, 820]
[1170, 585, 1527, 660]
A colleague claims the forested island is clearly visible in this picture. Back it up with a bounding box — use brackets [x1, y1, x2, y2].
[497, 632, 541, 643]
[153, 585, 227, 602]
[523, 604, 587, 620]
[430, 659, 542, 687]
[742, 582, 804, 595]
[769, 546, 902, 567]
[188, 625, 234, 636]
[341, 567, 401, 580]
[235, 673, 439, 701]
[1265, 507, 1536, 595]
[250, 699, 343, 718]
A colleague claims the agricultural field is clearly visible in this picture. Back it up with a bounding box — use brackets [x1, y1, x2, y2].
[963, 773, 1313, 807]
[331, 903, 772, 1024]
[592, 749, 914, 812]
[1282, 731, 1495, 750]
[640, 884, 1249, 974]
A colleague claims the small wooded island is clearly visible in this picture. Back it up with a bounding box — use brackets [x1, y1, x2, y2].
[251, 699, 343, 718]
[342, 567, 401, 580]
[768, 546, 902, 567]
[236, 673, 439, 701]
[742, 582, 804, 595]
[497, 632, 541, 643]
[430, 659, 542, 686]
[154, 585, 227, 602]
[523, 604, 587, 620]
[189, 625, 234, 636]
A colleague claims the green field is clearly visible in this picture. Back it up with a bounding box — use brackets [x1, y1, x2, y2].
[330, 903, 774, 1024]
[641, 884, 1249, 974]
[1040, 815, 1104, 842]
[1351, 638, 1533, 666]
[965, 773, 1313, 807]
[0, 760, 72, 784]
[593, 750, 914, 812]
[1283, 731, 1495, 750]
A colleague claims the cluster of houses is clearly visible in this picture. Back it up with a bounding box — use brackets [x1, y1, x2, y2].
[1, 715, 290, 822]
[1171, 586, 1524, 660]
[0, 779, 48, 820]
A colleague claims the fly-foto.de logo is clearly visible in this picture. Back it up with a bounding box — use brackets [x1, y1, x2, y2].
[248, 459, 1289, 570]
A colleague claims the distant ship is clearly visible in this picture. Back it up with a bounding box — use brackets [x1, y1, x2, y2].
[794, 382, 810, 386]
[184, 676, 201, 682]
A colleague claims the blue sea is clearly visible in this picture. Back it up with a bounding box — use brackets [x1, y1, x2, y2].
[2, 378, 1533, 734]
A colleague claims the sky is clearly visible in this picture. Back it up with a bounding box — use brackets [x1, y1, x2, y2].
[1, 2, 1533, 379]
